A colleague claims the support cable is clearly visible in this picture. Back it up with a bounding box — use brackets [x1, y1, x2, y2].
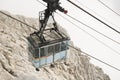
[44, 32, 120, 72]
[1, 0, 120, 72]
[36, 0, 120, 55]
[98, 0, 120, 17]
[0, 11, 38, 31]
[66, 14, 120, 45]
[56, 13, 120, 56]
[67, 0, 120, 34]
[69, 45, 120, 72]
[35, 0, 120, 45]
[36, 0, 46, 6]
[17, 0, 120, 72]
[75, 0, 120, 30]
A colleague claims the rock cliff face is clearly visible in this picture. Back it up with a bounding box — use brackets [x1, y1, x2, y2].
[0, 11, 110, 80]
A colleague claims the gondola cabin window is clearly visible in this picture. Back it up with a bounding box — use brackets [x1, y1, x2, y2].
[34, 49, 39, 58]
[28, 39, 69, 68]
[55, 43, 60, 53]
[40, 48, 45, 57]
[61, 42, 67, 51]
[48, 46, 54, 56]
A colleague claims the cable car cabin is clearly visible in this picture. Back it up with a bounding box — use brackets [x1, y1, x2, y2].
[28, 35, 69, 68]
[27, 28, 70, 68]
[27, 11, 70, 68]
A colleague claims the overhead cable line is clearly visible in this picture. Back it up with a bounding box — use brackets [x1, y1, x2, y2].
[56, 13, 120, 56]
[67, 0, 120, 34]
[35, 0, 120, 45]
[97, 0, 120, 17]
[36, 0, 120, 55]
[0, 11, 38, 31]
[2, 0, 119, 72]
[69, 45, 120, 72]
[44, 32, 120, 72]
[75, 0, 120, 30]
[36, 0, 46, 6]
[66, 14, 120, 45]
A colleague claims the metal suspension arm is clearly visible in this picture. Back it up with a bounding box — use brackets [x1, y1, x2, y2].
[51, 14, 64, 38]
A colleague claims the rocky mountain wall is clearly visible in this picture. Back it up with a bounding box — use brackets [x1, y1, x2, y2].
[0, 11, 110, 80]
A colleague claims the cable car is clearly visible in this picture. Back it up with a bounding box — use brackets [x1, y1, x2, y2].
[27, 8, 70, 69]
[27, 0, 69, 69]
[28, 35, 69, 68]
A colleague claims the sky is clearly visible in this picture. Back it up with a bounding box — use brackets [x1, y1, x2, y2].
[0, 0, 120, 80]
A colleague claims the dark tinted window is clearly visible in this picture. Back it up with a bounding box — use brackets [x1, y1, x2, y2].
[34, 49, 39, 58]
[33, 48, 47, 58]
[48, 46, 53, 56]
[61, 42, 66, 51]
[40, 48, 45, 57]
[55, 44, 60, 53]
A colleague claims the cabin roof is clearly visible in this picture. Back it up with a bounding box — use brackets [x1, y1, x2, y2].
[27, 23, 70, 48]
